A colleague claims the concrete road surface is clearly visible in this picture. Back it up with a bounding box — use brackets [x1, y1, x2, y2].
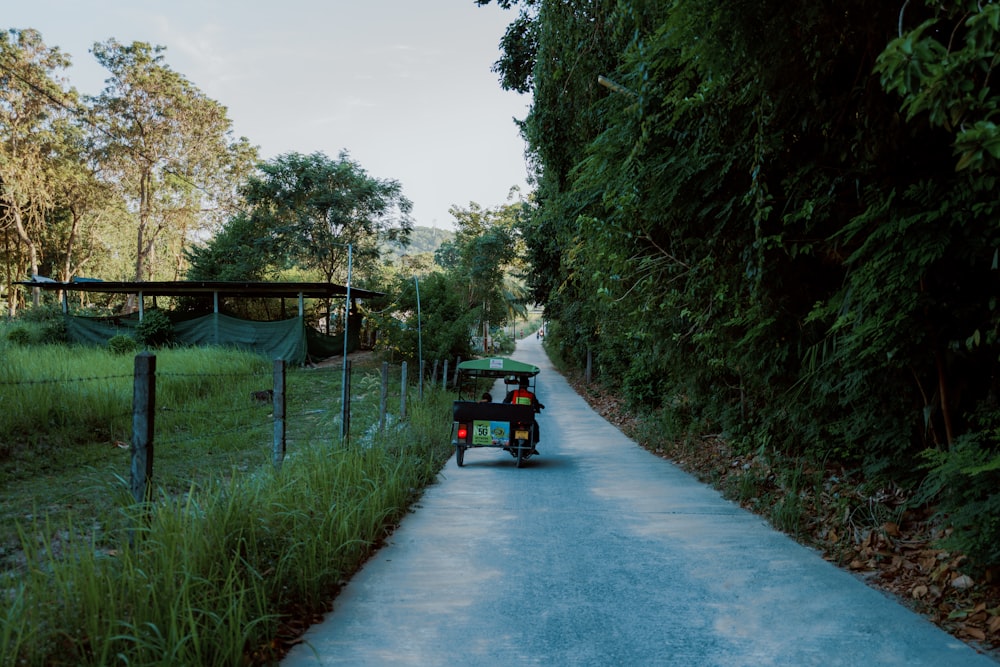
[283, 335, 997, 666]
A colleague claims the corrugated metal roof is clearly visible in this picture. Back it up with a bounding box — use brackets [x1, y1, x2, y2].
[17, 279, 384, 300]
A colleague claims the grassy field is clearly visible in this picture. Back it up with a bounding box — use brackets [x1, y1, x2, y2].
[0, 334, 453, 666]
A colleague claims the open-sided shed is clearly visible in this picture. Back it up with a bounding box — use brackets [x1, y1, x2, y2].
[17, 279, 384, 364]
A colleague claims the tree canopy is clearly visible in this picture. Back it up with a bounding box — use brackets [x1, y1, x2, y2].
[90, 39, 254, 283]
[373, 198, 531, 363]
[481, 0, 1000, 568]
[186, 150, 413, 286]
[0, 30, 255, 314]
[0, 29, 77, 307]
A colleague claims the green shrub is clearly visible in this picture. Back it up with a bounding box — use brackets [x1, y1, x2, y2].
[490, 328, 516, 355]
[19, 304, 62, 324]
[107, 334, 138, 355]
[7, 327, 32, 346]
[135, 310, 174, 348]
[621, 353, 668, 409]
[7, 306, 68, 345]
[39, 319, 67, 344]
[918, 430, 1000, 573]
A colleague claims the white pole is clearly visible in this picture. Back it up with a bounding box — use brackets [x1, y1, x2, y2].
[341, 244, 353, 440]
[414, 276, 423, 369]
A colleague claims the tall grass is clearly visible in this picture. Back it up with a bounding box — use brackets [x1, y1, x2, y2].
[0, 344, 453, 666]
[3, 399, 451, 665]
[0, 344, 133, 448]
[0, 344, 270, 450]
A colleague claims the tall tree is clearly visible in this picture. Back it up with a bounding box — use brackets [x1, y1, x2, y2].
[438, 199, 529, 350]
[186, 150, 413, 326]
[46, 119, 113, 283]
[198, 150, 413, 284]
[0, 28, 75, 311]
[89, 39, 250, 284]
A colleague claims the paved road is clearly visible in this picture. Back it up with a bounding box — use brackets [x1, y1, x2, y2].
[283, 335, 997, 666]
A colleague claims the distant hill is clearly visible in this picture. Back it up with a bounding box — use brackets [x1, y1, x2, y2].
[383, 225, 454, 260]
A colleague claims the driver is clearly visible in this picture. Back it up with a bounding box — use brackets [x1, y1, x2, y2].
[504, 376, 544, 452]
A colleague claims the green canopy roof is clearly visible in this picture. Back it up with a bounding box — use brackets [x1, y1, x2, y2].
[456, 357, 540, 378]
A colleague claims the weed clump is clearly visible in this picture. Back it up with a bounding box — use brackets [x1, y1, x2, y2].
[107, 334, 138, 355]
[6, 327, 32, 346]
[135, 309, 174, 348]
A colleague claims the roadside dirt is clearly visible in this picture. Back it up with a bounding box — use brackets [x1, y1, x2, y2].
[561, 368, 1000, 659]
[308, 350, 376, 369]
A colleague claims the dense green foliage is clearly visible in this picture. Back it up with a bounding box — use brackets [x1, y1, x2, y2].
[382, 225, 454, 261]
[482, 0, 1000, 568]
[134, 308, 175, 347]
[371, 199, 530, 363]
[9, 303, 67, 344]
[183, 150, 413, 328]
[106, 333, 138, 355]
[186, 151, 412, 287]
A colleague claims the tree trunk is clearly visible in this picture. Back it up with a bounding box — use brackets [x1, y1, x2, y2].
[135, 167, 151, 282]
[935, 348, 954, 449]
[11, 207, 40, 306]
[61, 206, 81, 282]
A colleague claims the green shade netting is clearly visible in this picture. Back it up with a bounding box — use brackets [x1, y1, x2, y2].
[307, 326, 347, 358]
[63, 312, 356, 365]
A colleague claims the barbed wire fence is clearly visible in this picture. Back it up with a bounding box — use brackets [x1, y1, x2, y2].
[127, 354, 463, 504]
[0, 352, 463, 509]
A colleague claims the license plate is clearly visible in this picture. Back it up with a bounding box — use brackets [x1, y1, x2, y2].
[515, 430, 529, 440]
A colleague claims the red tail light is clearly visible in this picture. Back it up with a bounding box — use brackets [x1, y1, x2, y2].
[457, 425, 469, 442]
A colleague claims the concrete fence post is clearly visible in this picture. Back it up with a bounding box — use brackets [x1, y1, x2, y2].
[131, 351, 156, 505]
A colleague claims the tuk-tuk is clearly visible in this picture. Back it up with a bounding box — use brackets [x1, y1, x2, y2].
[450, 357, 542, 468]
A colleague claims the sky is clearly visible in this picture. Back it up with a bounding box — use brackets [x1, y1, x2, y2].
[6, 0, 532, 230]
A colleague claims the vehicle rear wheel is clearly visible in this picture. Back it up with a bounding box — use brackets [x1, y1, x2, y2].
[515, 440, 526, 468]
[456, 445, 465, 467]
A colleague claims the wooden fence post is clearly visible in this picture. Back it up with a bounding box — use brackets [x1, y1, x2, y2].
[130, 351, 156, 505]
[442, 359, 449, 391]
[273, 359, 286, 469]
[379, 361, 389, 431]
[453, 356, 461, 387]
[400, 361, 408, 420]
[432, 360, 439, 390]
